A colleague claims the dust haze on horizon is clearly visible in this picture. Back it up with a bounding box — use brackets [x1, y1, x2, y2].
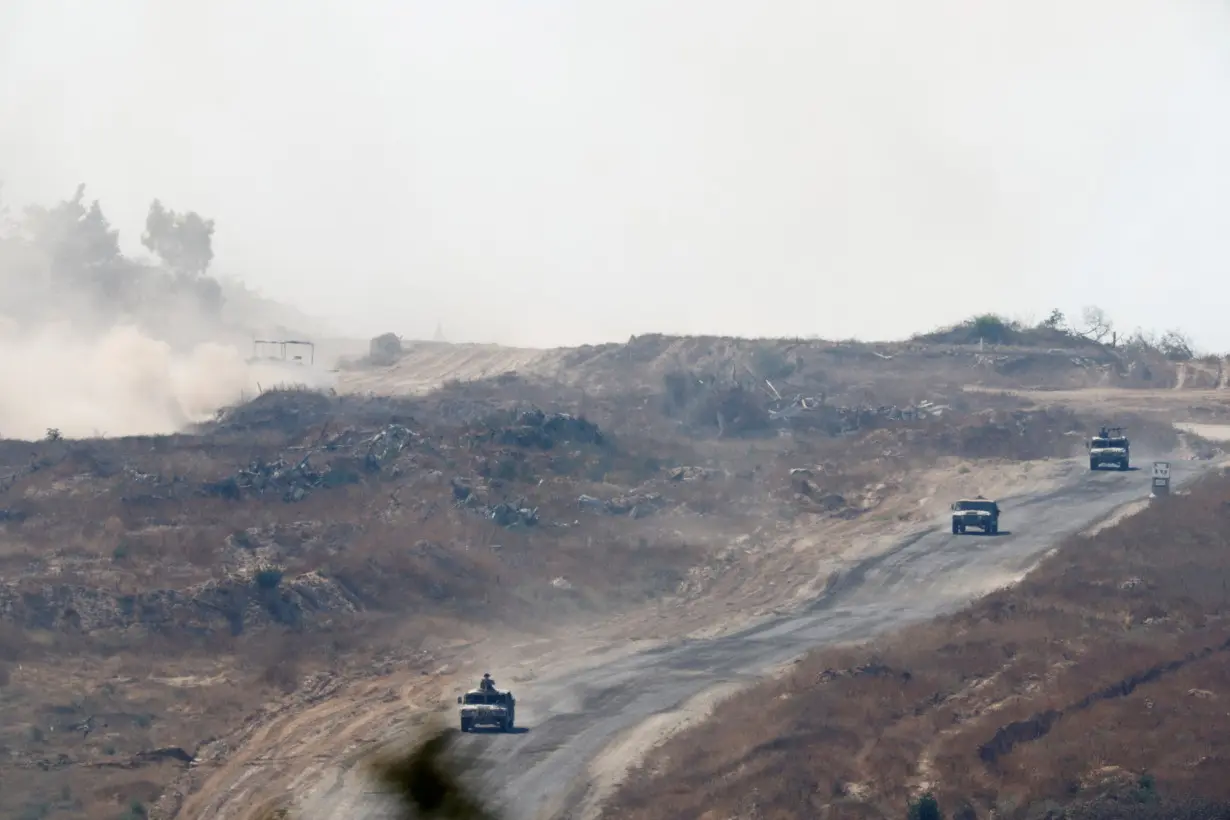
[2, 0, 1230, 438]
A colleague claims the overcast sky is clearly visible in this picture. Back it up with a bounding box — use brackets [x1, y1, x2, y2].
[3, 0, 1230, 349]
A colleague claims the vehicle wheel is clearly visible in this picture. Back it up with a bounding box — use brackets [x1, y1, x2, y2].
[952, 520, 960, 535]
[1090, 460, 1098, 471]
[990, 524, 998, 535]
[460, 718, 472, 733]
[1121, 461, 1129, 471]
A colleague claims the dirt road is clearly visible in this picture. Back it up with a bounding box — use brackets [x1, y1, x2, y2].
[292, 457, 1212, 820]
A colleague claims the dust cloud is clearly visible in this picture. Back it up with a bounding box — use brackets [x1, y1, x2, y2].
[0, 187, 335, 440]
[0, 323, 333, 440]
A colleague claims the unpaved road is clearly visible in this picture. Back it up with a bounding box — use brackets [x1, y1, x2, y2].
[297, 457, 1211, 820]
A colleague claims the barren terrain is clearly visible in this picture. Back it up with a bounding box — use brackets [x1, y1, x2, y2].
[301, 456, 1215, 820]
[604, 445, 1230, 819]
[0, 321, 1224, 820]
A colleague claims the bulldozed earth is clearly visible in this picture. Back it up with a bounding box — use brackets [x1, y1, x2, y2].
[0, 326, 1224, 820]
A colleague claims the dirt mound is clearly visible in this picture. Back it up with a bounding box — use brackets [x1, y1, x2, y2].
[339, 334, 1201, 418]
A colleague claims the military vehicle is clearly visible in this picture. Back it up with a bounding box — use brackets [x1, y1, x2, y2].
[950, 496, 1000, 535]
[1088, 426, 1130, 471]
[457, 673, 516, 733]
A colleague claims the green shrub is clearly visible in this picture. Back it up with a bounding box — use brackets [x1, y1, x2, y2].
[908, 791, 943, 820]
[255, 568, 284, 590]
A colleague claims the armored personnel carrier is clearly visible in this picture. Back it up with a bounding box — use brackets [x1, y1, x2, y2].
[950, 496, 1001, 535]
[457, 673, 516, 733]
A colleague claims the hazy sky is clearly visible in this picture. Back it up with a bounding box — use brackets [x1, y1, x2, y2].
[3, 0, 1230, 349]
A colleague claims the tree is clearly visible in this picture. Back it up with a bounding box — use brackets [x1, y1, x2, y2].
[970, 314, 1017, 345]
[1077, 305, 1115, 344]
[1038, 308, 1066, 331]
[141, 199, 215, 277]
[908, 791, 944, 820]
[1158, 329, 1195, 361]
[21, 184, 121, 275]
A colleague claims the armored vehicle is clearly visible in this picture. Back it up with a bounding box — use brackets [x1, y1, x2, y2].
[950, 496, 1000, 535]
[1089, 426, 1130, 471]
[457, 673, 516, 733]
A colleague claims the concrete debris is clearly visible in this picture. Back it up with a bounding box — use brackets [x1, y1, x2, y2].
[577, 494, 605, 512]
[203, 455, 324, 503]
[666, 370, 949, 438]
[767, 396, 948, 428]
[448, 476, 539, 527]
[576, 491, 664, 519]
[363, 423, 415, 470]
[489, 501, 539, 528]
[668, 466, 713, 482]
[203, 423, 418, 503]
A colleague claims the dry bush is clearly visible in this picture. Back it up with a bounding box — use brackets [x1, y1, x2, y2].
[604, 470, 1230, 820]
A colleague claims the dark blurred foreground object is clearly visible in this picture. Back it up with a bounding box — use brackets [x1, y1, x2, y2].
[366, 726, 499, 820]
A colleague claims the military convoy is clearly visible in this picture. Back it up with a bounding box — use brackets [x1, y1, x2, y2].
[1088, 426, 1130, 471]
[950, 497, 1001, 535]
[457, 673, 516, 733]
[948, 424, 1152, 538]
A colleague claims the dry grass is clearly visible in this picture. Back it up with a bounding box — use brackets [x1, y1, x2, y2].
[0, 346, 1198, 819]
[0, 390, 724, 819]
[604, 468, 1230, 820]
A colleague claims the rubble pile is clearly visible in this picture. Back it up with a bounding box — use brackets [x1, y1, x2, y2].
[768, 395, 949, 431]
[577, 490, 664, 519]
[449, 476, 540, 528]
[665, 369, 950, 438]
[202, 423, 420, 503]
[203, 456, 324, 503]
[469, 407, 606, 450]
[488, 501, 540, 527]
[668, 466, 714, 482]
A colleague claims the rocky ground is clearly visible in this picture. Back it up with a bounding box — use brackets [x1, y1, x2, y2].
[0, 324, 1223, 820]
